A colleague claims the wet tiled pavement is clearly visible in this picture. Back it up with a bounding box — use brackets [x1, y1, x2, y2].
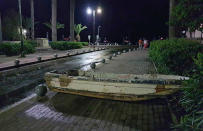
[0, 93, 172, 131]
[0, 49, 173, 131]
[0, 47, 93, 70]
[96, 50, 156, 74]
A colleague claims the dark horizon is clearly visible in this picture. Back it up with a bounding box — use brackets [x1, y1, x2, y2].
[0, 0, 169, 43]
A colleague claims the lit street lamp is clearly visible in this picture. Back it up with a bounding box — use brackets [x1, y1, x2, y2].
[23, 29, 27, 35]
[87, 7, 92, 15]
[182, 30, 186, 38]
[86, 7, 102, 44]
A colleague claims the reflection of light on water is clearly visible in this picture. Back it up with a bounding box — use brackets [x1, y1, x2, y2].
[79, 52, 103, 65]
[80, 65, 91, 71]
[79, 53, 103, 71]
[64, 52, 103, 70]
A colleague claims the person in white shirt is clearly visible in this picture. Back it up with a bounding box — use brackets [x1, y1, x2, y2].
[143, 39, 148, 49]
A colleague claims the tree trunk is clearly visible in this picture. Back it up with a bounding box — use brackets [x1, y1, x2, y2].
[52, 0, 57, 41]
[70, 0, 75, 41]
[31, 0, 35, 40]
[76, 34, 80, 42]
[190, 31, 192, 39]
[0, 12, 2, 42]
[169, 0, 176, 39]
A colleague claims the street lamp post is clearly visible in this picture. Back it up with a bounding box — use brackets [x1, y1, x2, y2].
[18, 0, 24, 57]
[93, 10, 96, 44]
[97, 26, 101, 37]
[87, 7, 102, 44]
[97, 26, 101, 43]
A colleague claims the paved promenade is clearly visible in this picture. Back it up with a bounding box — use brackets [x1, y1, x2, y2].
[0, 50, 173, 131]
[96, 50, 156, 74]
[0, 47, 93, 70]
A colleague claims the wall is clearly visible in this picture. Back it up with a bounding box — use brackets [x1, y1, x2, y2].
[186, 30, 202, 39]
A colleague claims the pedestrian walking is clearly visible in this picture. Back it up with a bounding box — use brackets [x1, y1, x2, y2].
[138, 39, 143, 50]
[143, 39, 148, 49]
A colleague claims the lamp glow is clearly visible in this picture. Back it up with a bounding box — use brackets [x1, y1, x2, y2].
[87, 8, 92, 15]
[23, 29, 27, 34]
[97, 8, 102, 14]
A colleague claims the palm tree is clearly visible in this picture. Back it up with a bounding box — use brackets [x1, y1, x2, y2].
[74, 24, 87, 42]
[30, 0, 34, 40]
[0, 11, 2, 42]
[169, 0, 175, 38]
[52, 0, 57, 41]
[44, 21, 64, 30]
[70, 0, 75, 41]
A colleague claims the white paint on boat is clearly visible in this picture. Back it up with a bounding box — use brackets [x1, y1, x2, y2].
[50, 78, 157, 95]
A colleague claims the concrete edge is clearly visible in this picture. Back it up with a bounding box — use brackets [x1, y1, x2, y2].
[0, 48, 106, 72]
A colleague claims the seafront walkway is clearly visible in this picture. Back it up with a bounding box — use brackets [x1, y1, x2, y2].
[0, 50, 173, 131]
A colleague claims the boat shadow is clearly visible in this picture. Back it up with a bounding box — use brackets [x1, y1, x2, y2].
[49, 92, 172, 131]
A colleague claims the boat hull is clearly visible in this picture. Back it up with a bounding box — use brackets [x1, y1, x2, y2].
[45, 71, 183, 101]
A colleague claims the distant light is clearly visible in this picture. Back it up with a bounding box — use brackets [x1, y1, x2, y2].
[23, 29, 27, 34]
[97, 8, 102, 14]
[87, 7, 92, 15]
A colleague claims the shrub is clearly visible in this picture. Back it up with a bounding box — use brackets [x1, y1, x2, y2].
[49, 41, 84, 50]
[172, 53, 203, 131]
[0, 43, 21, 56]
[23, 42, 36, 54]
[78, 42, 88, 46]
[149, 39, 202, 75]
[0, 42, 35, 56]
[25, 40, 38, 47]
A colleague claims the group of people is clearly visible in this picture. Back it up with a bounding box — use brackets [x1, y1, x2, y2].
[138, 38, 149, 50]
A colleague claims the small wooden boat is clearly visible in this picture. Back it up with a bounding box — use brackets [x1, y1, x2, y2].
[45, 70, 189, 101]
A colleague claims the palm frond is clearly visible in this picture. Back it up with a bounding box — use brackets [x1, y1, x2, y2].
[56, 22, 64, 29]
[43, 22, 52, 29]
[43, 22, 64, 30]
[74, 24, 87, 35]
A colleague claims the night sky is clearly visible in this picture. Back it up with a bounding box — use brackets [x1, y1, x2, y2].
[0, 0, 169, 42]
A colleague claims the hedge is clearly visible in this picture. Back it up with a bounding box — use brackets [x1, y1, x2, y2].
[0, 42, 36, 56]
[149, 38, 203, 75]
[25, 40, 38, 47]
[49, 41, 87, 50]
[77, 42, 88, 46]
[172, 53, 203, 130]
